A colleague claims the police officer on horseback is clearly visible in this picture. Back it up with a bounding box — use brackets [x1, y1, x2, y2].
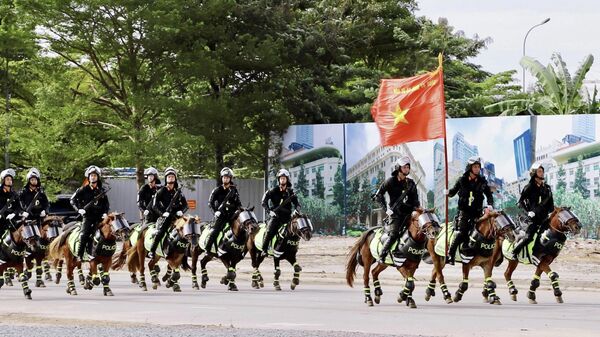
[137, 167, 161, 224]
[261, 168, 300, 256]
[512, 161, 555, 259]
[206, 167, 242, 256]
[373, 156, 421, 265]
[0, 169, 19, 238]
[148, 167, 188, 259]
[18, 168, 49, 224]
[445, 156, 494, 265]
[70, 165, 110, 261]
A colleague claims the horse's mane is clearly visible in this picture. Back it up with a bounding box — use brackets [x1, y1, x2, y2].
[41, 215, 63, 224]
[173, 215, 190, 230]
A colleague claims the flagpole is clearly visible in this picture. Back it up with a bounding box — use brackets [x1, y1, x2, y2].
[438, 54, 450, 257]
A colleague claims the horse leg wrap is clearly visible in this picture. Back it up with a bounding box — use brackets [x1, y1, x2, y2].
[19, 272, 28, 283]
[252, 269, 259, 282]
[92, 274, 101, 286]
[458, 279, 469, 294]
[507, 280, 518, 295]
[274, 267, 281, 279]
[0, 278, 3, 288]
[293, 263, 302, 273]
[101, 272, 110, 285]
[405, 277, 415, 294]
[201, 269, 209, 282]
[426, 281, 435, 297]
[549, 272, 561, 297]
[227, 267, 236, 281]
[171, 269, 181, 282]
[485, 277, 497, 298]
[36, 266, 43, 280]
[528, 275, 540, 300]
[364, 287, 373, 303]
[192, 275, 198, 282]
[374, 280, 383, 296]
[21, 277, 31, 294]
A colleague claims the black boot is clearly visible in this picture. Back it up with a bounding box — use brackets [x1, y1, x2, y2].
[511, 239, 527, 260]
[262, 232, 275, 256]
[77, 235, 88, 261]
[378, 237, 394, 264]
[447, 237, 461, 266]
[148, 236, 160, 259]
[205, 229, 220, 255]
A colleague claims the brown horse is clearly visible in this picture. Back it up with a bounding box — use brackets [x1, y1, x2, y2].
[248, 211, 313, 291]
[24, 216, 64, 287]
[187, 207, 259, 291]
[346, 209, 440, 308]
[0, 220, 42, 299]
[48, 212, 130, 296]
[113, 215, 199, 292]
[502, 206, 581, 304]
[427, 210, 515, 305]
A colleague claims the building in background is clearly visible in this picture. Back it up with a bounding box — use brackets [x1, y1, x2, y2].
[545, 141, 600, 198]
[513, 129, 532, 179]
[452, 132, 479, 165]
[572, 114, 596, 142]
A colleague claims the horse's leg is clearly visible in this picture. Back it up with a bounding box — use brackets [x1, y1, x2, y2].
[100, 257, 114, 296]
[85, 259, 100, 290]
[483, 258, 501, 305]
[453, 262, 471, 303]
[0, 265, 4, 289]
[35, 256, 46, 288]
[541, 257, 562, 303]
[25, 256, 33, 281]
[227, 260, 239, 292]
[273, 257, 282, 291]
[398, 264, 417, 309]
[43, 259, 52, 281]
[289, 255, 302, 291]
[162, 265, 173, 283]
[165, 255, 183, 292]
[371, 263, 386, 305]
[191, 246, 200, 290]
[3, 266, 13, 286]
[149, 257, 161, 290]
[16, 262, 32, 299]
[65, 249, 77, 295]
[504, 259, 520, 301]
[77, 264, 85, 285]
[200, 254, 211, 288]
[527, 263, 544, 304]
[250, 247, 261, 289]
[425, 241, 438, 302]
[55, 259, 63, 284]
[137, 241, 148, 291]
[362, 243, 375, 307]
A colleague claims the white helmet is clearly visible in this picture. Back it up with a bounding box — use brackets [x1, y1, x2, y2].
[164, 167, 178, 179]
[466, 156, 483, 173]
[220, 167, 234, 178]
[392, 156, 411, 176]
[0, 168, 16, 182]
[26, 168, 41, 181]
[276, 169, 290, 178]
[84, 165, 102, 178]
[530, 160, 555, 178]
[144, 167, 159, 177]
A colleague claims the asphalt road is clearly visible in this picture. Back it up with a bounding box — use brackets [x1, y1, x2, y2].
[0, 270, 598, 337]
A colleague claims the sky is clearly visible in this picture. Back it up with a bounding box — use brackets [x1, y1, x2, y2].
[536, 115, 600, 149]
[281, 124, 345, 154]
[446, 116, 531, 183]
[417, 0, 600, 92]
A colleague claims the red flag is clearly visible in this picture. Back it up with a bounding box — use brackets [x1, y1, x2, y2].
[371, 56, 445, 146]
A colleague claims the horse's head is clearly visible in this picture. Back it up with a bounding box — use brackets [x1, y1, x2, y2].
[13, 220, 41, 252]
[101, 212, 131, 241]
[411, 208, 441, 240]
[493, 211, 518, 241]
[234, 207, 260, 236]
[475, 210, 505, 239]
[291, 210, 313, 241]
[175, 215, 202, 246]
[40, 215, 64, 241]
[550, 206, 582, 235]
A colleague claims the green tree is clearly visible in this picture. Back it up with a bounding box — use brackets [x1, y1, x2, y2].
[427, 190, 434, 208]
[314, 169, 325, 199]
[556, 165, 567, 190]
[332, 165, 345, 209]
[573, 159, 590, 198]
[296, 164, 308, 197]
[485, 53, 594, 115]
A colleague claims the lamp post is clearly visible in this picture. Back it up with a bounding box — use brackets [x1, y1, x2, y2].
[522, 18, 550, 92]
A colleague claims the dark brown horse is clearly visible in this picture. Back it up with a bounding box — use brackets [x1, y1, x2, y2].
[427, 210, 515, 305]
[346, 209, 440, 308]
[187, 208, 259, 291]
[24, 216, 64, 287]
[114, 215, 199, 292]
[0, 220, 42, 299]
[248, 211, 313, 291]
[48, 213, 130, 296]
[502, 206, 581, 304]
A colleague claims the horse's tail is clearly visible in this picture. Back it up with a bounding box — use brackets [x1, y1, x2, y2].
[346, 227, 376, 287]
[48, 230, 70, 261]
[111, 240, 130, 270]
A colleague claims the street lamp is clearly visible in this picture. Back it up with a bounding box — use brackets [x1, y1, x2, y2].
[522, 18, 550, 92]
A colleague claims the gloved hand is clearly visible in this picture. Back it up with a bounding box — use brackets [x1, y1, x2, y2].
[486, 205, 494, 211]
[6, 213, 16, 220]
[293, 209, 300, 217]
[386, 208, 394, 216]
[102, 213, 108, 220]
[162, 212, 170, 218]
[214, 211, 221, 219]
[143, 210, 150, 216]
[527, 211, 535, 218]
[443, 189, 449, 196]
[176, 211, 183, 217]
[21, 212, 29, 218]
[40, 210, 46, 217]
[78, 209, 86, 216]
[269, 211, 276, 217]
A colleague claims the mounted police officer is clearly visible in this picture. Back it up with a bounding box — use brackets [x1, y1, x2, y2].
[261, 168, 300, 256]
[137, 167, 161, 224]
[70, 165, 110, 261]
[445, 156, 494, 265]
[0, 168, 19, 238]
[148, 167, 188, 259]
[512, 161, 555, 259]
[373, 156, 421, 265]
[18, 168, 49, 224]
[206, 167, 242, 255]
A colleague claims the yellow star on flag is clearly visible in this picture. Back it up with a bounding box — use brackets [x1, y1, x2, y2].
[392, 105, 409, 126]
